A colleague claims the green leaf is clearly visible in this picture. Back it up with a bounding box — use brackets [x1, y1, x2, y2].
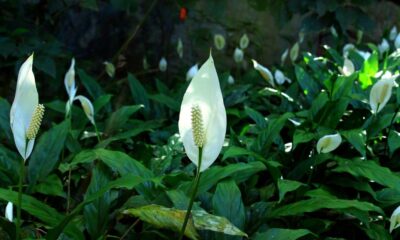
[98, 120, 163, 148]
[192, 162, 266, 195]
[245, 106, 267, 128]
[104, 105, 143, 134]
[77, 69, 104, 99]
[34, 55, 56, 78]
[80, 0, 99, 11]
[149, 94, 180, 111]
[253, 228, 315, 240]
[0, 145, 20, 186]
[341, 129, 366, 156]
[333, 159, 400, 191]
[33, 174, 65, 197]
[212, 180, 246, 239]
[277, 179, 305, 203]
[84, 164, 112, 239]
[358, 51, 379, 89]
[332, 74, 357, 100]
[295, 66, 320, 100]
[389, 130, 400, 155]
[70, 149, 154, 197]
[128, 73, 150, 117]
[292, 130, 314, 149]
[28, 120, 70, 188]
[271, 196, 383, 218]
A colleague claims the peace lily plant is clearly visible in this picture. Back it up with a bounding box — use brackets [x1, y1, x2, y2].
[369, 71, 399, 114]
[10, 54, 45, 239]
[178, 54, 226, 239]
[316, 133, 342, 154]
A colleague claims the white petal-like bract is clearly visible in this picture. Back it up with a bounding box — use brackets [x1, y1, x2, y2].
[75, 95, 95, 125]
[186, 64, 198, 81]
[390, 26, 398, 41]
[290, 42, 299, 62]
[159, 57, 167, 72]
[369, 72, 398, 114]
[252, 59, 275, 87]
[395, 34, 400, 49]
[390, 205, 400, 232]
[233, 47, 244, 63]
[5, 202, 13, 222]
[342, 43, 355, 57]
[274, 69, 286, 85]
[10, 54, 39, 160]
[281, 48, 289, 65]
[378, 38, 389, 56]
[342, 58, 355, 76]
[178, 55, 226, 172]
[316, 133, 342, 153]
[227, 75, 235, 85]
[64, 58, 77, 102]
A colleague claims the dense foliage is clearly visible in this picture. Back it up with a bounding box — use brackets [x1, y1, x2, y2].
[1, 1, 400, 240]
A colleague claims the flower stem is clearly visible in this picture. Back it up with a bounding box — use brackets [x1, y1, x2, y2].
[16, 159, 25, 240]
[94, 123, 101, 143]
[179, 147, 203, 240]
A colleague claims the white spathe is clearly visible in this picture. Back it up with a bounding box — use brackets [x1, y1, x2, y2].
[390, 26, 398, 41]
[274, 69, 287, 85]
[342, 43, 355, 57]
[178, 55, 226, 172]
[390, 205, 400, 232]
[159, 57, 167, 72]
[75, 95, 95, 125]
[252, 59, 275, 87]
[227, 75, 235, 85]
[395, 34, 400, 49]
[369, 72, 399, 114]
[378, 38, 390, 56]
[316, 133, 342, 153]
[5, 202, 13, 222]
[186, 64, 198, 81]
[281, 48, 289, 65]
[64, 58, 77, 102]
[342, 58, 355, 76]
[10, 54, 38, 160]
[233, 47, 244, 63]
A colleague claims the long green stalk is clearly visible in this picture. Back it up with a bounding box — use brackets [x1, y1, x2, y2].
[179, 147, 203, 240]
[16, 159, 25, 240]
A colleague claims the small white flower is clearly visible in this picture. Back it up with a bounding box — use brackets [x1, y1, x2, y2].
[390, 205, 400, 232]
[316, 133, 342, 153]
[159, 57, 167, 72]
[342, 43, 355, 57]
[5, 202, 13, 222]
[356, 50, 371, 61]
[177, 38, 183, 59]
[378, 38, 390, 56]
[214, 34, 226, 50]
[341, 58, 355, 76]
[290, 42, 299, 62]
[395, 34, 400, 49]
[233, 47, 244, 63]
[178, 54, 226, 172]
[64, 58, 77, 116]
[281, 48, 289, 65]
[390, 26, 398, 41]
[186, 64, 198, 81]
[239, 34, 249, 49]
[75, 95, 95, 125]
[299, 31, 305, 43]
[274, 69, 289, 85]
[227, 75, 235, 85]
[252, 59, 274, 87]
[369, 72, 399, 114]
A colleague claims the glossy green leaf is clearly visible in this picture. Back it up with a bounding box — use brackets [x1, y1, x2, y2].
[341, 129, 366, 156]
[277, 179, 305, 202]
[253, 228, 315, 240]
[28, 120, 70, 188]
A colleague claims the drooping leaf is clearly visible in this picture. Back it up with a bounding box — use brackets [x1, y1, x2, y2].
[277, 179, 305, 202]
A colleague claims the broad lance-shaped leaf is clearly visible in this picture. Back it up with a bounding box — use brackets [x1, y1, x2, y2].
[123, 205, 247, 239]
[253, 228, 315, 240]
[178, 54, 227, 172]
